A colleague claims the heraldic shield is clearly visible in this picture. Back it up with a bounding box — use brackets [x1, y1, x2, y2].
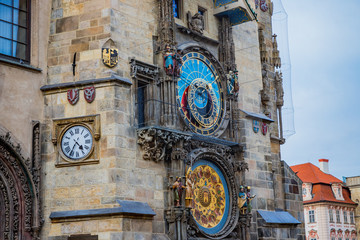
[102, 48, 118, 68]
[67, 89, 79, 105]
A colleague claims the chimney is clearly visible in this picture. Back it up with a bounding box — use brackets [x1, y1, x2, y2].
[319, 159, 329, 174]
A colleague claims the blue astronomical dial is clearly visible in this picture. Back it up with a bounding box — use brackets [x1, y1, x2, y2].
[177, 52, 224, 135]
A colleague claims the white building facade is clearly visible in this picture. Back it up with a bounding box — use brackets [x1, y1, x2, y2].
[292, 159, 357, 240]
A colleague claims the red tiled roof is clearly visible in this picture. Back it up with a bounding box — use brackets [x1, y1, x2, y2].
[290, 163, 342, 184]
[290, 163, 356, 205]
[304, 183, 356, 205]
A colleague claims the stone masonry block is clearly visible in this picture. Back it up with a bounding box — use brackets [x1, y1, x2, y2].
[56, 16, 79, 33]
[131, 219, 152, 232]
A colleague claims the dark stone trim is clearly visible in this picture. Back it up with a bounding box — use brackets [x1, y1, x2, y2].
[40, 74, 132, 92]
[240, 109, 274, 122]
[49, 200, 156, 221]
[137, 125, 244, 151]
[0, 58, 42, 72]
[176, 24, 219, 45]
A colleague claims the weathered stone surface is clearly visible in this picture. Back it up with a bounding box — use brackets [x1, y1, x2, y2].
[56, 16, 79, 33]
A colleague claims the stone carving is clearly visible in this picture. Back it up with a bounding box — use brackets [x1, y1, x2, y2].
[171, 148, 188, 161]
[261, 63, 271, 115]
[233, 160, 249, 173]
[272, 34, 281, 68]
[0, 127, 43, 239]
[259, 28, 270, 64]
[163, 45, 175, 76]
[185, 168, 194, 208]
[129, 58, 159, 82]
[137, 127, 191, 162]
[187, 11, 204, 34]
[275, 71, 284, 107]
[158, 0, 176, 51]
[174, 49, 183, 77]
[219, 17, 236, 72]
[226, 70, 239, 97]
[172, 177, 185, 207]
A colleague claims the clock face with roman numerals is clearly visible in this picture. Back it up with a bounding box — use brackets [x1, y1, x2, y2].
[60, 125, 93, 160]
[177, 51, 225, 135]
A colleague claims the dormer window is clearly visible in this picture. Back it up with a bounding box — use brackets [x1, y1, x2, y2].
[302, 183, 312, 201]
[331, 183, 344, 200]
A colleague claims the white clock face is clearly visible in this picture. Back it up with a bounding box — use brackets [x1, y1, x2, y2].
[60, 125, 93, 160]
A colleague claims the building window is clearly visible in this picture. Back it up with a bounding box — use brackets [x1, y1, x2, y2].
[173, 0, 181, 19]
[198, 6, 207, 30]
[331, 238, 335, 240]
[309, 210, 315, 223]
[336, 210, 341, 223]
[343, 211, 348, 223]
[0, 0, 30, 62]
[329, 209, 334, 222]
[350, 211, 354, 224]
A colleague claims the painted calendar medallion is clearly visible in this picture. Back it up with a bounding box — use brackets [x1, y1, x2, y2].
[191, 160, 229, 235]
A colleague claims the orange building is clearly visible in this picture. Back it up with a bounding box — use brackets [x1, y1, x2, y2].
[291, 159, 357, 240]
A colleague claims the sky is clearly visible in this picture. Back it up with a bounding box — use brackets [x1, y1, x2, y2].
[278, 0, 360, 180]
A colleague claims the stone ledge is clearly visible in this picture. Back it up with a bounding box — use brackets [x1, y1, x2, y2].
[0, 58, 42, 72]
[49, 200, 156, 222]
[40, 74, 132, 94]
[240, 109, 274, 123]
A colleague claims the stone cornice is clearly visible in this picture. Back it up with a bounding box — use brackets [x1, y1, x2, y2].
[40, 74, 132, 95]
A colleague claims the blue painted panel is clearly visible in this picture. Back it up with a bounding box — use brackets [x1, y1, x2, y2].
[215, 7, 252, 26]
[258, 210, 301, 224]
[214, 0, 238, 8]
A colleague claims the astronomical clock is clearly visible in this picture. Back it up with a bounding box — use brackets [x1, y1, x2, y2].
[177, 50, 226, 136]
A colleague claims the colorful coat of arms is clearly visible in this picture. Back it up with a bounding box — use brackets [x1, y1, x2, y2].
[102, 48, 118, 68]
[260, 0, 268, 12]
[253, 120, 260, 133]
[84, 86, 95, 103]
[261, 122, 268, 135]
[67, 89, 79, 105]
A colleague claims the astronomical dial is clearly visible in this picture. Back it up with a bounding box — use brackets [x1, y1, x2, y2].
[60, 125, 93, 160]
[177, 51, 224, 135]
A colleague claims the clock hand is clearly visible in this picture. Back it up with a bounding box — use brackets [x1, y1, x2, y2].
[73, 139, 84, 150]
[69, 141, 77, 155]
[207, 76, 219, 87]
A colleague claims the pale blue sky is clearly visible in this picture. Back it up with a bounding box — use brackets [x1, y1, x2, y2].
[280, 0, 360, 180]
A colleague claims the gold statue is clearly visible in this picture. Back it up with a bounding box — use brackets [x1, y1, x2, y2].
[185, 168, 194, 208]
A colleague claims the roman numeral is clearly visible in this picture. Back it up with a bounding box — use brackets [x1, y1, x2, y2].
[65, 146, 71, 153]
[76, 152, 79, 158]
[63, 142, 69, 146]
[85, 139, 91, 144]
[70, 151, 74, 157]
[81, 129, 84, 134]
[84, 133, 89, 138]
[84, 145, 89, 150]
[75, 128, 79, 134]
[69, 130, 74, 136]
